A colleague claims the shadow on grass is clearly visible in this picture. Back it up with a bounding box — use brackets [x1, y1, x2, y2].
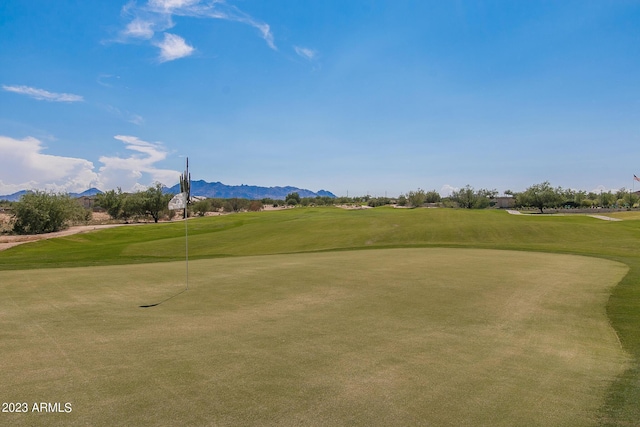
[139, 288, 188, 308]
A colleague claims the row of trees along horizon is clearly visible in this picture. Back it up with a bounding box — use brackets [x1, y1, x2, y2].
[1, 181, 639, 235]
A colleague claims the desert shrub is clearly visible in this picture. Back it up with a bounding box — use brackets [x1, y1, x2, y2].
[425, 190, 441, 203]
[407, 189, 427, 208]
[248, 201, 263, 211]
[223, 198, 250, 212]
[193, 199, 211, 216]
[368, 197, 391, 207]
[95, 189, 123, 219]
[285, 192, 301, 206]
[12, 191, 87, 234]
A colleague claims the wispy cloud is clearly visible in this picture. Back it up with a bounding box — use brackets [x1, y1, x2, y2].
[102, 104, 144, 125]
[128, 114, 144, 125]
[118, 0, 276, 62]
[2, 85, 83, 102]
[154, 33, 195, 62]
[97, 74, 121, 88]
[294, 46, 317, 60]
[148, 0, 201, 12]
[99, 135, 181, 189]
[124, 17, 157, 39]
[0, 135, 180, 194]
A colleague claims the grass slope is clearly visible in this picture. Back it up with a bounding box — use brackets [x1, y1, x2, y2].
[1, 207, 640, 424]
[0, 249, 629, 426]
[2, 207, 639, 269]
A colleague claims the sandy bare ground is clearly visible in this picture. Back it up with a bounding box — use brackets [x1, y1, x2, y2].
[506, 209, 623, 221]
[0, 211, 131, 251]
[0, 223, 128, 252]
[0, 208, 279, 252]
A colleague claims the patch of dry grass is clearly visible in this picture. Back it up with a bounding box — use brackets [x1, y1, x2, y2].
[601, 211, 640, 220]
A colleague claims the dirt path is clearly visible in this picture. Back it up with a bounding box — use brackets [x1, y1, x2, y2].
[0, 224, 127, 252]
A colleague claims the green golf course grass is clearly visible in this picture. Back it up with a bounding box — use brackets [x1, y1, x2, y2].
[1, 207, 640, 425]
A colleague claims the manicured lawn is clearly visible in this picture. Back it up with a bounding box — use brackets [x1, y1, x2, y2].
[1, 207, 640, 425]
[0, 249, 629, 426]
[1, 207, 638, 269]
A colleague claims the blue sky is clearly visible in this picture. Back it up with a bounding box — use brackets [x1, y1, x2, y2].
[1, 0, 639, 197]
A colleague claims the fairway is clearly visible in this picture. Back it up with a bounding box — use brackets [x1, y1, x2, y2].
[0, 248, 629, 426]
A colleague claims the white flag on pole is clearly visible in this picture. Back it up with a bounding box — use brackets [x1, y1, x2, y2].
[168, 192, 187, 210]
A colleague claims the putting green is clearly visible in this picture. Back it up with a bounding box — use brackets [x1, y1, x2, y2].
[0, 248, 629, 426]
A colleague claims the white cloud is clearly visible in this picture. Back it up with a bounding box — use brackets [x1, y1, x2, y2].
[0, 135, 181, 195]
[0, 136, 98, 194]
[97, 74, 120, 88]
[2, 85, 83, 102]
[98, 135, 181, 190]
[440, 184, 458, 197]
[128, 114, 144, 125]
[149, 0, 200, 12]
[118, 0, 277, 61]
[154, 33, 195, 62]
[294, 46, 317, 60]
[124, 18, 156, 39]
[102, 104, 144, 125]
[250, 21, 275, 50]
[204, 3, 276, 50]
[591, 185, 620, 194]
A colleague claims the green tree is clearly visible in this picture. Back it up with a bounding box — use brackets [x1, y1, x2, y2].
[192, 199, 211, 217]
[425, 190, 441, 203]
[598, 191, 615, 208]
[248, 200, 263, 211]
[624, 191, 639, 207]
[406, 189, 427, 208]
[140, 183, 172, 223]
[451, 185, 476, 209]
[573, 190, 587, 206]
[223, 198, 250, 212]
[12, 191, 87, 234]
[300, 197, 312, 207]
[516, 182, 563, 213]
[475, 188, 497, 209]
[208, 198, 224, 212]
[95, 189, 123, 219]
[285, 192, 301, 206]
[367, 197, 391, 207]
[120, 193, 143, 223]
[615, 188, 629, 200]
[580, 199, 594, 208]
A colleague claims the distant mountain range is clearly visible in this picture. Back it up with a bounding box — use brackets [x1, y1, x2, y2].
[0, 182, 335, 202]
[166, 180, 335, 200]
[0, 188, 103, 202]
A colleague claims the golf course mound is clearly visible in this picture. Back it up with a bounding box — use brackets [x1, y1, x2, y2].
[0, 248, 629, 426]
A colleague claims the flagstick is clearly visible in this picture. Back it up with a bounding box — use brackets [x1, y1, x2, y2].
[184, 157, 190, 291]
[185, 208, 189, 291]
[167, 159, 191, 292]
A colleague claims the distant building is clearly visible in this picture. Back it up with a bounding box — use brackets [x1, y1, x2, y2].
[493, 196, 515, 209]
[75, 196, 95, 210]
